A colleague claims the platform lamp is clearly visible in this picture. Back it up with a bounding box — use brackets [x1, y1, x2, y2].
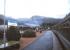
[3, 0, 6, 48]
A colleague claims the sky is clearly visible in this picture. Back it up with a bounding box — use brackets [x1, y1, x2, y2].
[0, 0, 70, 19]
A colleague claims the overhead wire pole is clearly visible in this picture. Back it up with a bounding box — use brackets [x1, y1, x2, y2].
[3, 0, 6, 48]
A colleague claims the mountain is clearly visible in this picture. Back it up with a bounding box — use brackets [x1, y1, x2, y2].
[6, 17, 17, 25]
[17, 15, 45, 27]
[0, 15, 4, 25]
[6, 17, 17, 21]
[31, 15, 45, 24]
[17, 18, 30, 25]
[43, 18, 63, 24]
[17, 15, 63, 27]
[0, 14, 63, 27]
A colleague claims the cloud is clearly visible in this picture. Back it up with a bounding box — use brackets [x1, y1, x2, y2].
[0, 0, 70, 18]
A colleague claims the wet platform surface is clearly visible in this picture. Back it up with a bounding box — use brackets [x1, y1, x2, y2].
[22, 31, 53, 50]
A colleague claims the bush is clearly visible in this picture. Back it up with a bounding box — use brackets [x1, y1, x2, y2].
[0, 30, 3, 39]
[6, 26, 21, 41]
[22, 30, 36, 37]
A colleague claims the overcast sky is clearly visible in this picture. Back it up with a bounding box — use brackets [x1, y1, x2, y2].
[0, 0, 70, 19]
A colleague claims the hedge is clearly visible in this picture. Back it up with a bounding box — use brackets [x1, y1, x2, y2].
[6, 26, 21, 41]
[22, 30, 36, 37]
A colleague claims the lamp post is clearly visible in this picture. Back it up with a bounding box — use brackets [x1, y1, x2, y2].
[3, 0, 6, 48]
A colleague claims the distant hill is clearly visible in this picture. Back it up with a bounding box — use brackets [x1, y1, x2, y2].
[17, 15, 45, 27]
[17, 18, 30, 25]
[0, 15, 63, 27]
[43, 18, 63, 24]
[0, 15, 4, 25]
[17, 15, 63, 27]
[0, 15, 17, 25]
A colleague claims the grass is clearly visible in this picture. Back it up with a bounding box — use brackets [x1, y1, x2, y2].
[0, 40, 19, 48]
[8, 41, 19, 46]
[0, 40, 3, 45]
